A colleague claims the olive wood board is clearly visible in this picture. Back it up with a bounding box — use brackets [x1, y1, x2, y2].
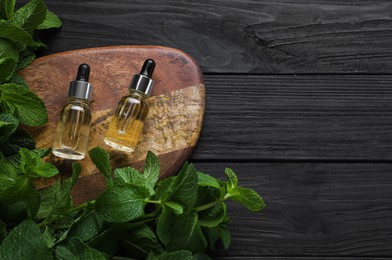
[19, 46, 205, 204]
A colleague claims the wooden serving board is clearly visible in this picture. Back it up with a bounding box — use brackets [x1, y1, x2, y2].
[19, 46, 205, 204]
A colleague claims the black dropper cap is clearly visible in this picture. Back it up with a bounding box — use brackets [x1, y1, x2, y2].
[68, 63, 93, 100]
[130, 59, 156, 97]
[76, 63, 90, 82]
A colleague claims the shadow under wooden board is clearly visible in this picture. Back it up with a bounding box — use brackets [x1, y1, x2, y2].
[19, 45, 205, 204]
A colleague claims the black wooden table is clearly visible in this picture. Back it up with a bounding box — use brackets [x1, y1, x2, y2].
[39, 1, 392, 259]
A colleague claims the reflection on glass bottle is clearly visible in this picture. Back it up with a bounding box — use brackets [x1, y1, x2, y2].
[104, 59, 155, 152]
[53, 64, 93, 160]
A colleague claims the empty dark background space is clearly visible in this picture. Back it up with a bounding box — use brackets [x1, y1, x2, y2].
[30, 0, 392, 258]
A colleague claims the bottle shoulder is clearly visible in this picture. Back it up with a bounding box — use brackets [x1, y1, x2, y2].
[63, 101, 91, 113]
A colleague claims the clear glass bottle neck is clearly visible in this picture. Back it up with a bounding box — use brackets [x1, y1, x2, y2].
[129, 89, 148, 99]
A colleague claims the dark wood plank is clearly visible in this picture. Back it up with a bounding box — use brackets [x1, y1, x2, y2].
[191, 75, 392, 161]
[193, 162, 392, 257]
[37, 0, 392, 73]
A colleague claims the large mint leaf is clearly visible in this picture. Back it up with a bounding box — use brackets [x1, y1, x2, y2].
[0, 220, 51, 260]
[10, 0, 47, 34]
[0, 0, 15, 19]
[95, 184, 146, 223]
[121, 224, 164, 259]
[0, 20, 34, 45]
[0, 113, 18, 143]
[19, 148, 58, 178]
[197, 171, 220, 188]
[114, 167, 152, 196]
[198, 203, 227, 228]
[166, 213, 207, 253]
[0, 57, 16, 82]
[166, 162, 198, 211]
[0, 129, 35, 157]
[37, 10, 61, 30]
[156, 206, 175, 246]
[36, 163, 80, 219]
[56, 237, 107, 260]
[68, 211, 103, 242]
[89, 147, 111, 178]
[228, 186, 265, 212]
[0, 83, 48, 126]
[143, 151, 160, 188]
[0, 38, 19, 60]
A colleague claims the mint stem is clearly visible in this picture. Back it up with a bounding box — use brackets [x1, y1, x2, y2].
[195, 193, 231, 212]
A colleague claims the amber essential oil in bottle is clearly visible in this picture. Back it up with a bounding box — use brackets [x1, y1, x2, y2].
[104, 59, 155, 152]
[52, 64, 93, 160]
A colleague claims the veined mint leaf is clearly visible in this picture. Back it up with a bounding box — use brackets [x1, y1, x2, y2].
[19, 147, 58, 178]
[6, 74, 28, 88]
[0, 113, 18, 143]
[0, 20, 35, 45]
[198, 203, 227, 228]
[156, 206, 175, 246]
[0, 220, 51, 260]
[166, 213, 207, 253]
[114, 167, 153, 196]
[121, 224, 164, 259]
[202, 223, 231, 250]
[0, 159, 17, 191]
[0, 0, 15, 19]
[37, 10, 61, 30]
[89, 147, 111, 178]
[225, 168, 238, 190]
[197, 171, 220, 189]
[0, 129, 35, 157]
[55, 237, 107, 260]
[0, 38, 19, 61]
[0, 57, 16, 82]
[11, 0, 47, 34]
[167, 162, 198, 211]
[155, 176, 175, 199]
[164, 201, 183, 215]
[143, 151, 160, 188]
[16, 49, 35, 71]
[95, 184, 146, 223]
[68, 211, 103, 242]
[0, 83, 48, 126]
[42, 225, 55, 248]
[228, 186, 265, 212]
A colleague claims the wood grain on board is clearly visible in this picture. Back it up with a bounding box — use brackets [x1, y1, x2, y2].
[192, 74, 392, 161]
[19, 46, 205, 203]
[37, 0, 392, 73]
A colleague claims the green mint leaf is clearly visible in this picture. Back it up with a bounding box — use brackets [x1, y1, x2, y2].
[95, 184, 146, 223]
[0, 83, 48, 126]
[37, 10, 61, 30]
[6, 73, 28, 88]
[0, 0, 15, 19]
[15, 49, 35, 71]
[195, 186, 221, 209]
[0, 220, 51, 260]
[166, 213, 207, 253]
[202, 223, 231, 250]
[164, 201, 183, 215]
[121, 224, 164, 259]
[89, 147, 112, 178]
[143, 151, 160, 188]
[0, 113, 18, 143]
[0, 219, 6, 243]
[19, 147, 58, 178]
[193, 252, 211, 260]
[166, 162, 198, 211]
[11, 0, 47, 34]
[88, 223, 130, 256]
[228, 186, 265, 212]
[225, 168, 238, 190]
[0, 38, 19, 61]
[0, 129, 35, 157]
[147, 250, 193, 260]
[114, 167, 153, 196]
[68, 211, 103, 242]
[197, 171, 220, 189]
[156, 206, 175, 246]
[217, 225, 231, 250]
[42, 225, 55, 248]
[155, 175, 175, 199]
[0, 20, 35, 45]
[0, 159, 17, 191]
[55, 237, 107, 260]
[198, 203, 227, 228]
[0, 57, 16, 82]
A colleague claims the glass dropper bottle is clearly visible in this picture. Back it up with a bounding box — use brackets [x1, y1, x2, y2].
[104, 59, 155, 152]
[52, 64, 93, 160]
